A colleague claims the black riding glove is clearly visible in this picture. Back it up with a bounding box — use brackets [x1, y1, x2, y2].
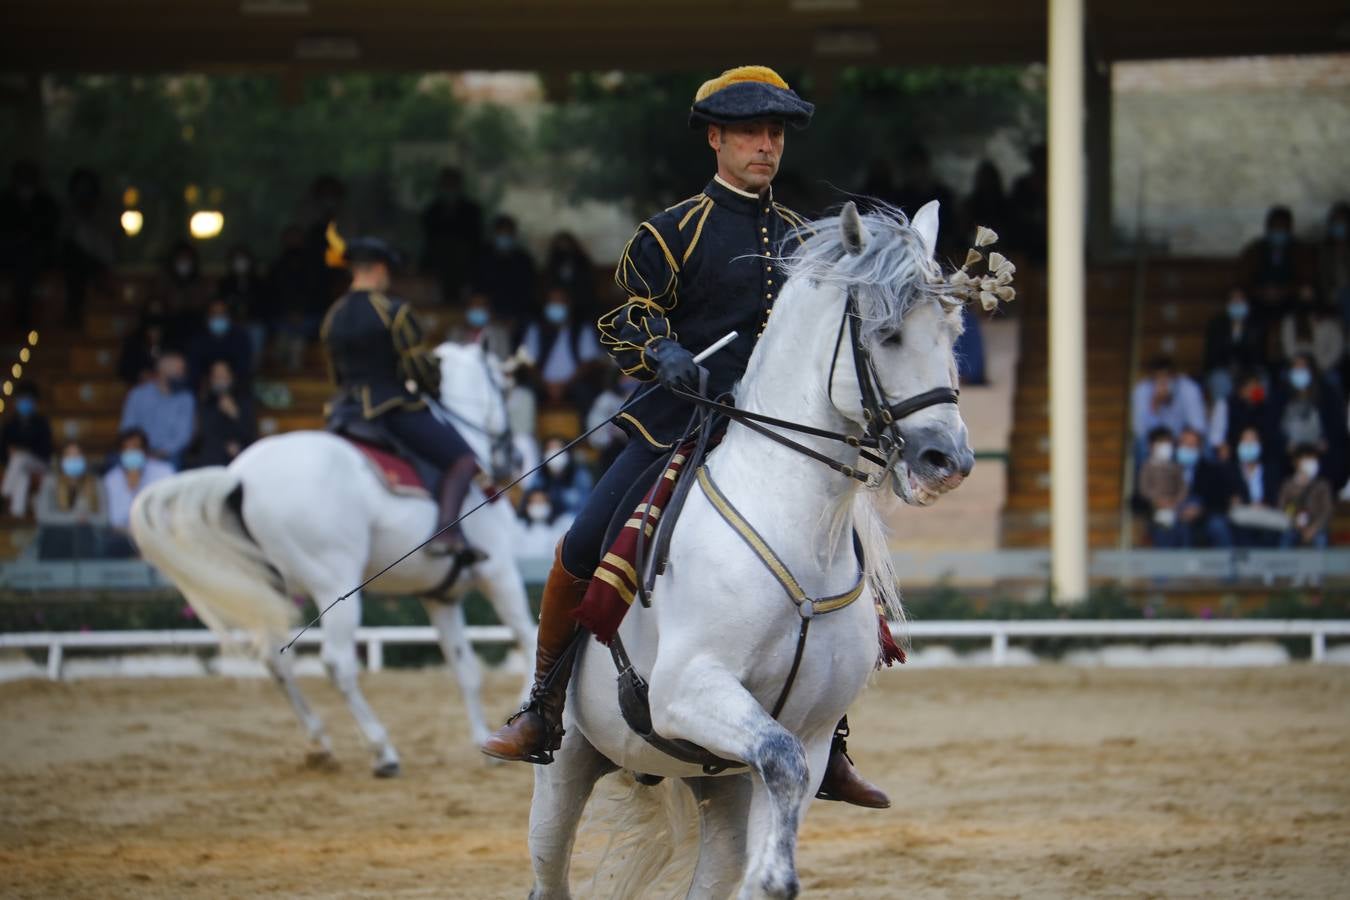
[645, 339, 700, 393]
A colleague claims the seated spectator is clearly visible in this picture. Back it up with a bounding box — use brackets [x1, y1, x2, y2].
[268, 224, 324, 371]
[513, 488, 569, 560]
[1175, 427, 1230, 548]
[193, 361, 256, 468]
[528, 435, 593, 519]
[1, 383, 53, 518]
[1321, 201, 1350, 335]
[1278, 444, 1333, 549]
[1242, 205, 1313, 290]
[1279, 284, 1344, 376]
[1276, 353, 1348, 490]
[586, 367, 635, 475]
[188, 298, 254, 389]
[1209, 369, 1279, 461]
[454, 291, 513, 356]
[543, 231, 598, 321]
[475, 214, 538, 322]
[117, 302, 170, 385]
[1131, 356, 1206, 460]
[218, 244, 269, 360]
[34, 440, 109, 559]
[962, 159, 1013, 250]
[1202, 287, 1266, 401]
[103, 428, 174, 530]
[1138, 427, 1188, 547]
[1215, 427, 1286, 548]
[119, 352, 195, 468]
[516, 286, 604, 409]
[420, 166, 482, 305]
[1008, 143, 1048, 263]
[156, 241, 211, 345]
[503, 364, 539, 477]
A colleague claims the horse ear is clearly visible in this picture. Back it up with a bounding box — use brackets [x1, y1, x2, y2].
[912, 200, 940, 260]
[840, 201, 868, 256]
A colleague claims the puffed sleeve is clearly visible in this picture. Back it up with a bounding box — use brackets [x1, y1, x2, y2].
[391, 301, 440, 395]
[597, 223, 680, 380]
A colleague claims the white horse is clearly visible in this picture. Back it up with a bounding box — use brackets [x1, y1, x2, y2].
[529, 201, 976, 898]
[130, 341, 537, 776]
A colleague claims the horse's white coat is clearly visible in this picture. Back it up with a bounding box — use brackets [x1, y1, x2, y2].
[530, 202, 973, 899]
[130, 342, 537, 773]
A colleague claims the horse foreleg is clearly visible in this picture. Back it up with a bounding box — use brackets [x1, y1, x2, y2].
[317, 589, 401, 777]
[650, 668, 809, 900]
[528, 727, 616, 900]
[422, 599, 490, 748]
[686, 774, 752, 900]
[468, 535, 539, 706]
[264, 644, 334, 762]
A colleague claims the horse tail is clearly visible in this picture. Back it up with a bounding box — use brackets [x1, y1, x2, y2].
[580, 772, 701, 899]
[131, 467, 296, 650]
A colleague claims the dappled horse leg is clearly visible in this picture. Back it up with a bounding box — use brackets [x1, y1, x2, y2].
[422, 599, 491, 748]
[686, 774, 752, 900]
[315, 587, 401, 777]
[649, 668, 810, 900]
[263, 642, 334, 764]
[528, 726, 617, 900]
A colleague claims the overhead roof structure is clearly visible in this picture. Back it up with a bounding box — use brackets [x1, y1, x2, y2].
[3, 0, 1348, 73]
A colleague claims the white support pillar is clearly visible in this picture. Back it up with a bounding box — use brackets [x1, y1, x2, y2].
[1048, 0, 1089, 604]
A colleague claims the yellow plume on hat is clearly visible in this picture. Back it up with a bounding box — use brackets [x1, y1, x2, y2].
[324, 221, 347, 269]
[694, 65, 791, 102]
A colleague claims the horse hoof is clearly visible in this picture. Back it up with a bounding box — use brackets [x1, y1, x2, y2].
[373, 760, 401, 778]
[304, 750, 340, 773]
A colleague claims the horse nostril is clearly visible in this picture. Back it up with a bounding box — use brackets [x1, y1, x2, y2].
[920, 449, 955, 474]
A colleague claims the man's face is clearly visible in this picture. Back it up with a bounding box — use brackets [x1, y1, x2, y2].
[709, 120, 785, 193]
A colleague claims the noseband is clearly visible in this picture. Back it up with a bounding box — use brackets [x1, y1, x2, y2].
[671, 289, 958, 486]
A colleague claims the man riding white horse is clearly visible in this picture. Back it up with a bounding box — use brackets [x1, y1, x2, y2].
[321, 235, 486, 566]
[482, 65, 887, 808]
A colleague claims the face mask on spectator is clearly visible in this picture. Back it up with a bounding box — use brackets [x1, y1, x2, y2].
[15, 396, 36, 417]
[526, 502, 552, 523]
[1267, 228, 1290, 247]
[1152, 442, 1173, 462]
[121, 449, 147, 471]
[168, 376, 189, 393]
[545, 451, 569, 474]
[1237, 441, 1261, 464]
[1289, 368, 1312, 391]
[466, 308, 490, 328]
[174, 258, 194, 278]
[211, 378, 232, 395]
[557, 261, 576, 282]
[232, 256, 250, 275]
[1227, 299, 1248, 320]
[61, 456, 87, 478]
[1332, 221, 1349, 241]
[1299, 459, 1320, 479]
[494, 233, 515, 254]
[1176, 446, 1200, 467]
[544, 302, 568, 325]
[208, 315, 230, 337]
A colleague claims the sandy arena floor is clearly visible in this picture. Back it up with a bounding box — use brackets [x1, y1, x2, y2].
[1, 665, 1348, 898]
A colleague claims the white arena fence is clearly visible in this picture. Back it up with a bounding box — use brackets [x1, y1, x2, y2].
[2, 620, 1348, 681]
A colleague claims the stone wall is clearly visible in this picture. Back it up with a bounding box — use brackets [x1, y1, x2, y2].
[1112, 54, 1350, 257]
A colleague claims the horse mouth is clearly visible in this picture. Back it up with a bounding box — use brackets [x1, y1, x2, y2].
[893, 465, 959, 507]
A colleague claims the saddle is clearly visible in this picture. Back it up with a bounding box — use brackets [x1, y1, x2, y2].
[327, 416, 439, 499]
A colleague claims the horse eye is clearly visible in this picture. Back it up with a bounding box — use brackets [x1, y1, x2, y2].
[881, 331, 902, 347]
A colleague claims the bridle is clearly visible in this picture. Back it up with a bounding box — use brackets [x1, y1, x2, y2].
[672, 288, 958, 487]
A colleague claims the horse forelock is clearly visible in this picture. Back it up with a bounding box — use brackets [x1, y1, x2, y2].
[780, 202, 961, 346]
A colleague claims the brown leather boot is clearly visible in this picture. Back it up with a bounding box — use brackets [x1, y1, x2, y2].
[480, 541, 589, 763]
[815, 717, 890, 808]
[427, 455, 487, 563]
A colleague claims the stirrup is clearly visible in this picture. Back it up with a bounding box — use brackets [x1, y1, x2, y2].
[502, 694, 565, 765]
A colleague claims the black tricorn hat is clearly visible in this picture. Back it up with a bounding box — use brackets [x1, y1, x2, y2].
[688, 65, 814, 130]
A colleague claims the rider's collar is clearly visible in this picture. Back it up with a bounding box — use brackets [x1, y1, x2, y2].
[706, 175, 771, 215]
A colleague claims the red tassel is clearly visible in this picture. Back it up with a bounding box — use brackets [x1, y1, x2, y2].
[878, 613, 906, 667]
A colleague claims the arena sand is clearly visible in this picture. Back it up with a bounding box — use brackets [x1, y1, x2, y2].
[1, 665, 1347, 898]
